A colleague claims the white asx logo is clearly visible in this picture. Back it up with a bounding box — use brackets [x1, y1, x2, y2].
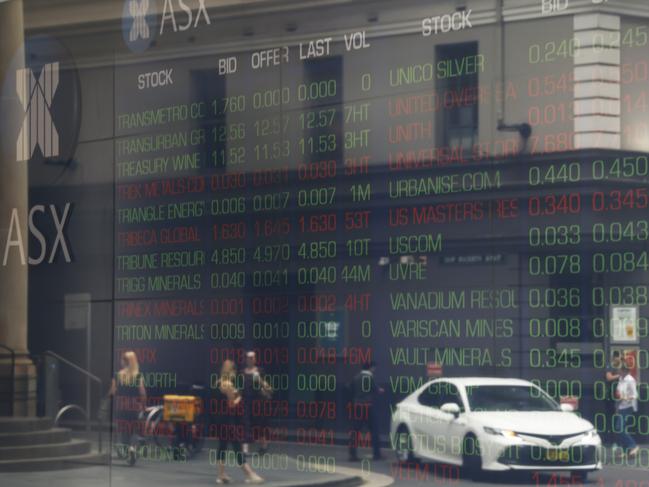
[16, 62, 59, 162]
[129, 0, 150, 41]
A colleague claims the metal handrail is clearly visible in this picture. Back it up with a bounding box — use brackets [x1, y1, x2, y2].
[55, 404, 88, 425]
[0, 344, 16, 416]
[41, 350, 103, 453]
[43, 350, 102, 386]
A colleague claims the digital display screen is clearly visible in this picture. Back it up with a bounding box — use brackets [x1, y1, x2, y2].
[3, 0, 649, 485]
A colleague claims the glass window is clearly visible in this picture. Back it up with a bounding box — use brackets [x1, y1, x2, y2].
[436, 41, 479, 150]
[465, 385, 560, 412]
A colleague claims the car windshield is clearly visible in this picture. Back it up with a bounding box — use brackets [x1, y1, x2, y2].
[465, 385, 560, 412]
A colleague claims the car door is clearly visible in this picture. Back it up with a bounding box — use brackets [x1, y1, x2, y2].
[438, 383, 469, 464]
[406, 383, 438, 460]
[412, 380, 455, 462]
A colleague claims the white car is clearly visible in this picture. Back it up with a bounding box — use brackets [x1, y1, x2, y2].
[390, 378, 602, 480]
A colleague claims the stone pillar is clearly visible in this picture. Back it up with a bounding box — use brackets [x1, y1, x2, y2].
[573, 13, 622, 149]
[0, 0, 36, 417]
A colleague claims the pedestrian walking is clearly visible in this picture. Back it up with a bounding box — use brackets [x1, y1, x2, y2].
[109, 350, 146, 466]
[214, 359, 264, 484]
[615, 362, 639, 458]
[605, 354, 622, 447]
[242, 351, 273, 454]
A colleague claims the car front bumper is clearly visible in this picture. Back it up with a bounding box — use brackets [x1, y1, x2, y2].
[479, 433, 603, 472]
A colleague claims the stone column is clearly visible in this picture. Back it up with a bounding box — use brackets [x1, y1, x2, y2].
[573, 13, 622, 149]
[0, 0, 36, 417]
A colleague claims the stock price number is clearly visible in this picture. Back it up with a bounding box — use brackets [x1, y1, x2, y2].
[591, 285, 648, 307]
[529, 317, 581, 338]
[213, 123, 245, 143]
[592, 188, 649, 212]
[212, 147, 245, 166]
[252, 321, 290, 340]
[298, 240, 337, 260]
[254, 217, 291, 238]
[528, 254, 581, 276]
[213, 95, 246, 115]
[592, 316, 649, 339]
[529, 287, 580, 309]
[529, 162, 580, 186]
[253, 244, 291, 263]
[299, 108, 337, 130]
[529, 348, 581, 368]
[528, 193, 581, 216]
[592, 156, 649, 180]
[254, 141, 290, 162]
[528, 225, 581, 247]
[211, 247, 246, 265]
[298, 134, 337, 156]
[592, 251, 649, 273]
[529, 38, 579, 64]
[299, 213, 337, 234]
[592, 220, 649, 244]
[254, 116, 290, 137]
[531, 379, 583, 400]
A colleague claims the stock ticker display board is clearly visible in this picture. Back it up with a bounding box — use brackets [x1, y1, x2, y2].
[98, 0, 649, 473]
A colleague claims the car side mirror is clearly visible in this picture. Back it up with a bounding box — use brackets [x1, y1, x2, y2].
[441, 402, 461, 417]
[560, 403, 575, 412]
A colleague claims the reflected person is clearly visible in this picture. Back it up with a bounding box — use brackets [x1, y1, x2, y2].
[605, 353, 622, 446]
[348, 360, 384, 461]
[243, 351, 273, 454]
[109, 350, 146, 465]
[215, 359, 264, 484]
[615, 362, 639, 458]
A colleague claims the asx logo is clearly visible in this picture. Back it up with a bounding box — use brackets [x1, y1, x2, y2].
[122, 0, 155, 52]
[2, 203, 72, 266]
[0, 35, 79, 165]
[16, 62, 59, 162]
[160, 0, 211, 34]
[123, 0, 211, 51]
[128, 0, 151, 41]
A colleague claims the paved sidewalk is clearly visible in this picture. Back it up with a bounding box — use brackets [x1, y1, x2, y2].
[0, 449, 364, 487]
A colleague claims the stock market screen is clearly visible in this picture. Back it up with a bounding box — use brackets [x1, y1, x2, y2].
[3, 0, 649, 485]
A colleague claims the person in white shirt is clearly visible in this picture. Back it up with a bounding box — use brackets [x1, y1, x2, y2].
[615, 363, 639, 457]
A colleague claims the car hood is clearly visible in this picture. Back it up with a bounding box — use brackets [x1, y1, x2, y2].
[469, 411, 594, 435]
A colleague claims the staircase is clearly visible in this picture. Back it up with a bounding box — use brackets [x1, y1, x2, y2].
[0, 417, 108, 471]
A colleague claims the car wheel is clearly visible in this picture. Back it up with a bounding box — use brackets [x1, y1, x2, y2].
[462, 434, 482, 481]
[394, 426, 416, 464]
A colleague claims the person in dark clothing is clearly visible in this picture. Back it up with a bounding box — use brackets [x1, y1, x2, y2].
[605, 354, 622, 445]
[109, 351, 146, 465]
[214, 359, 264, 484]
[242, 351, 273, 454]
[348, 361, 384, 461]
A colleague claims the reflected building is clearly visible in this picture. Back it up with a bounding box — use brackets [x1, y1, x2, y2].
[0, 0, 648, 479]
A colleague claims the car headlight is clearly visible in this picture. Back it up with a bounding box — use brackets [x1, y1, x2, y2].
[484, 426, 517, 437]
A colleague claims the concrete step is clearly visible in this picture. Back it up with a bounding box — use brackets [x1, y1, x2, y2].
[0, 451, 110, 472]
[0, 417, 53, 433]
[0, 439, 90, 461]
[0, 427, 71, 447]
